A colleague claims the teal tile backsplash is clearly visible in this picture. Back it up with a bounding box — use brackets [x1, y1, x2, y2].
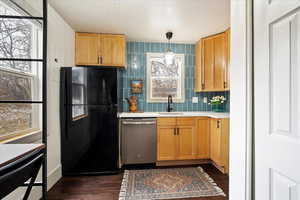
[120, 41, 230, 112]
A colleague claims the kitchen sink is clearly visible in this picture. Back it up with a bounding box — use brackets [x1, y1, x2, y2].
[158, 112, 184, 116]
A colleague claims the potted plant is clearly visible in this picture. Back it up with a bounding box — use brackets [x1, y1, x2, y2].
[208, 96, 226, 112]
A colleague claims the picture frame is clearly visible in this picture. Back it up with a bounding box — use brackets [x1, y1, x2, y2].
[130, 79, 143, 94]
[146, 53, 185, 103]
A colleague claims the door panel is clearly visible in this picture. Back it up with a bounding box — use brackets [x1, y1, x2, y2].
[157, 126, 176, 161]
[254, 1, 300, 199]
[101, 34, 125, 66]
[210, 119, 221, 166]
[177, 126, 196, 160]
[203, 38, 215, 90]
[197, 118, 210, 159]
[75, 33, 99, 65]
[214, 34, 226, 90]
[225, 29, 230, 90]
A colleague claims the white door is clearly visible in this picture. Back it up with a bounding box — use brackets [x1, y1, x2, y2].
[254, 1, 300, 200]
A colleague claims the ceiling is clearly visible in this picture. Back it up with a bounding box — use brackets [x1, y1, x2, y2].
[49, 0, 230, 43]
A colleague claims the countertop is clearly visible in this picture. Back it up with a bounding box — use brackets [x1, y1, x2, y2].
[118, 111, 229, 119]
[0, 144, 45, 168]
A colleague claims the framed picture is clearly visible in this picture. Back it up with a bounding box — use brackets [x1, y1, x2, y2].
[146, 53, 185, 103]
[130, 80, 143, 94]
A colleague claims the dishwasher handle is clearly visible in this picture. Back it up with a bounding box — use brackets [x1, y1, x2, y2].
[122, 121, 156, 125]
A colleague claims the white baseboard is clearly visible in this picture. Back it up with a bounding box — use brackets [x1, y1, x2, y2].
[47, 164, 62, 190]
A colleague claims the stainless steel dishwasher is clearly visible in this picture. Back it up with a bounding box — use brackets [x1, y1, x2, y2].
[121, 118, 157, 164]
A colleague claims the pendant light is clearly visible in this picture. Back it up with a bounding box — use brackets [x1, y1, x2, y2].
[164, 31, 175, 66]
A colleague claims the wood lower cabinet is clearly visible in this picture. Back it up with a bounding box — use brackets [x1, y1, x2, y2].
[157, 116, 229, 174]
[75, 32, 126, 67]
[196, 117, 210, 159]
[157, 118, 196, 161]
[157, 126, 177, 161]
[210, 118, 230, 173]
[177, 125, 197, 160]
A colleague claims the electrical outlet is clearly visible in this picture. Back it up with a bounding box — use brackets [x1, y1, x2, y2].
[192, 97, 198, 103]
[203, 97, 208, 103]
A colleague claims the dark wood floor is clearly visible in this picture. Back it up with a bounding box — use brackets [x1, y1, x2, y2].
[47, 164, 228, 200]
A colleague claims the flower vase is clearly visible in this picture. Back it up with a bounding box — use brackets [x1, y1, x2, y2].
[212, 104, 224, 112]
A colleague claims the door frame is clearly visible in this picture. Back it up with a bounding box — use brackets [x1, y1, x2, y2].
[230, 0, 253, 200]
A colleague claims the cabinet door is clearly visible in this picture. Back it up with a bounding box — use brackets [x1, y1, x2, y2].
[177, 125, 197, 160]
[100, 34, 126, 67]
[194, 40, 202, 92]
[224, 29, 230, 90]
[213, 33, 226, 90]
[197, 118, 210, 159]
[210, 119, 222, 166]
[75, 33, 100, 65]
[220, 118, 230, 173]
[157, 126, 177, 161]
[202, 38, 215, 91]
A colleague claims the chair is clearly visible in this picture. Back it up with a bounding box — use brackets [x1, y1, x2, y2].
[0, 148, 44, 200]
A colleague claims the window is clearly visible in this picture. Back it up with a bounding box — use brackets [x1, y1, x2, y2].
[0, 1, 42, 141]
[146, 53, 185, 103]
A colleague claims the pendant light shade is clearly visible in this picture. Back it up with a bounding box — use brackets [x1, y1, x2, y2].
[164, 32, 175, 65]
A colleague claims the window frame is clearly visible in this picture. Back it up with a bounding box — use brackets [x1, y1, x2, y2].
[146, 52, 185, 103]
[0, 1, 43, 142]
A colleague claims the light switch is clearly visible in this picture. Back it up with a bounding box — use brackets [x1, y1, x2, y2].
[203, 97, 208, 103]
[192, 97, 198, 103]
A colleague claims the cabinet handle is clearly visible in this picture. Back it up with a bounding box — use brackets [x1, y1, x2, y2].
[98, 56, 101, 64]
[217, 120, 221, 129]
[201, 83, 205, 90]
[100, 56, 103, 64]
[177, 128, 180, 135]
[224, 82, 227, 89]
[174, 128, 176, 135]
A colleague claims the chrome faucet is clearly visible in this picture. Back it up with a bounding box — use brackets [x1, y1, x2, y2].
[167, 95, 173, 112]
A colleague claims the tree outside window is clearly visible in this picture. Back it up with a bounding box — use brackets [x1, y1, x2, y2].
[0, 2, 42, 141]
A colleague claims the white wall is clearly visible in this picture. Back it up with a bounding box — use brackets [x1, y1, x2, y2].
[4, 4, 75, 200]
[229, 0, 252, 200]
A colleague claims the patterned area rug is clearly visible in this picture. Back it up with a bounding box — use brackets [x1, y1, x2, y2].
[119, 167, 225, 200]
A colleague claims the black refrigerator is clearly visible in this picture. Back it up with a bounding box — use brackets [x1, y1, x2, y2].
[60, 67, 122, 175]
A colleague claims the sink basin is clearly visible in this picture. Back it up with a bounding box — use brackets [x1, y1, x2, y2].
[158, 112, 184, 116]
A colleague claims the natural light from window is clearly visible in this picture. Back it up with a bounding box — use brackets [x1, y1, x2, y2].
[0, 1, 42, 141]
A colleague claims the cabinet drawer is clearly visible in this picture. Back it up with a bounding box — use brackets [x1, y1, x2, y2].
[176, 117, 196, 126]
[157, 118, 177, 126]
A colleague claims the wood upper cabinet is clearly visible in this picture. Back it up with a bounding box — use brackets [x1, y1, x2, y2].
[224, 29, 230, 90]
[210, 118, 230, 173]
[195, 29, 230, 92]
[157, 118, 196, 161]
[100, 34, 126, 66]
[196, 117, 210, 159]
[75, 33, 99, 65]
[75, 33, 126, 67]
